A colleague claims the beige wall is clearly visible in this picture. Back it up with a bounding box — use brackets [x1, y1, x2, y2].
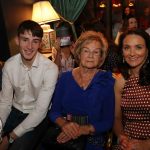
[1, 0, 150, 56]
[1, 0, 34, 56]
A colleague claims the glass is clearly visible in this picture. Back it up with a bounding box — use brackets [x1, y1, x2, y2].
[81, 48, 102, 57]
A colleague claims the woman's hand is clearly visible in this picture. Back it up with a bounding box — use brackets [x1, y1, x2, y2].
[119, 134, 129, 150]
[57, 121, 80, 143]
[127, 139, 150, 150]
[61, 121, 80, 140]
[57, 131, 72, 143]
[79, 124, 95, 136]
[119, 134, 150, 150]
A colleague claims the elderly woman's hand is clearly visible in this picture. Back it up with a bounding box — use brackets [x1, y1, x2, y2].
[57, 131, 72, 143]
[61, 121, 80, 140]
[79, 124, 95, 136]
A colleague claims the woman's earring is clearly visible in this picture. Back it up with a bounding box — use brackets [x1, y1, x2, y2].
[123, 58, 125, 63]
[147, 59, 149, 64]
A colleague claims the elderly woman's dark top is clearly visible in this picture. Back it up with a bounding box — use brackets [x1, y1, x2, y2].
[49, 71, 115, 150]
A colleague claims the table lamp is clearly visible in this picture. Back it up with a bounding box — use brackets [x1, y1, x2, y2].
[32, 1, 60, 53]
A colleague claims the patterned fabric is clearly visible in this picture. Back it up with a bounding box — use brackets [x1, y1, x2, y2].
[121, 77, 150, 140]
[113, 77, 150, 150]
[60, 55, 75, 73]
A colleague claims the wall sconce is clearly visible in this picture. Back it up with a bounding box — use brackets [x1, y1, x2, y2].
[99, 0, 121, 8]
[32, 1, 60, 53]
[99, 3, 106, 8]
[112, 0, 121, 7]
[99, 0, 106, 8]
[112, 3, 121, 7]
[128, 0, 135, 7]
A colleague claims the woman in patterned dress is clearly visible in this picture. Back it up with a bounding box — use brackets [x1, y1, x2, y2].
[113, 29, 150, 150]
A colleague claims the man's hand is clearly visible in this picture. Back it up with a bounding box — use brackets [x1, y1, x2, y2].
[0, 136, 9, 150]
[0, 131, 18, 150]
[9, 131, 18, 140]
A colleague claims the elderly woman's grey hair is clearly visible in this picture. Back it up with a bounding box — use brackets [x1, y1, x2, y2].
[74, 30, 108, 66]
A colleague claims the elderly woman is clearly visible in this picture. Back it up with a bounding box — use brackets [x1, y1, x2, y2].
[47, 31, 115, 150]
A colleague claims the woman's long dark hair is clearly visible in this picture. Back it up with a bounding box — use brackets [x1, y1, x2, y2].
[118, 29, 150, 86]
[120, 15, 138, 32]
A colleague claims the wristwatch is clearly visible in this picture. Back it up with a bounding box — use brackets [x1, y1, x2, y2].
[7, 134, 15, 144]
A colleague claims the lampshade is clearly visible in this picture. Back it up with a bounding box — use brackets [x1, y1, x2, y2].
[32, 1, 60, 24]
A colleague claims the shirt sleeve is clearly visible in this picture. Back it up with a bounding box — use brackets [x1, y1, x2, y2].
[13, 64, 58, 137]
[0, 65, 14, 125]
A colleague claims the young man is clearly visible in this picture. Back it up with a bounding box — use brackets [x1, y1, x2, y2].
[0, 20, 58, 150]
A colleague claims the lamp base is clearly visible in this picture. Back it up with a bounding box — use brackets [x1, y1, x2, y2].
[40, 24, 56, 53]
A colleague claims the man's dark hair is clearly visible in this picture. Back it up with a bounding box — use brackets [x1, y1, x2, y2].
[17, 20, 43, 38]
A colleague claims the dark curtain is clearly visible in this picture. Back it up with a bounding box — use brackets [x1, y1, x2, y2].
[0, 1, 10, 61]
[50, 0, 88, 39]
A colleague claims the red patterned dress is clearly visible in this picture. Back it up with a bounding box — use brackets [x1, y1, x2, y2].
[113, 77, 150, 149]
